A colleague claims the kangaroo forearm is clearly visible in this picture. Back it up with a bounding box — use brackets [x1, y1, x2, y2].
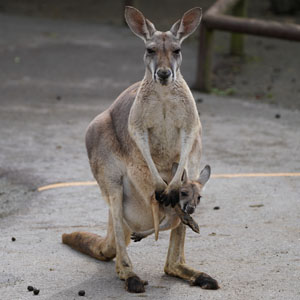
[170, 129, 198, 187]
[129, 126, 163, 186]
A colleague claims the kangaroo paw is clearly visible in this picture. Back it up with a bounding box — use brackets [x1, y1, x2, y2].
[191, 273, 219, 290]
[125, 276, 146, 293]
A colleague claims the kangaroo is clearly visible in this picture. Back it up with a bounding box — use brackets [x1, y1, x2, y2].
[62, 6, 219, 293]
[131, 163, 211, 242]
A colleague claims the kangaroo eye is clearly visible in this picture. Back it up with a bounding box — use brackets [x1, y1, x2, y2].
[181, 191, 188, 197]
[197, 196, 201, 202]
[146, 48, 155, 54]
[173, 49, 181, 55]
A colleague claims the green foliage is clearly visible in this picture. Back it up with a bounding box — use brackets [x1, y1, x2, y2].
[211, 87, 236, 96]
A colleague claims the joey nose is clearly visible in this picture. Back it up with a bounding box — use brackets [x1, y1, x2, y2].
[186, 206, 195, 215]
[157, 69, 171, 80]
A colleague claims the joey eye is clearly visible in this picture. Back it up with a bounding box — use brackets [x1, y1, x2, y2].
[181, 191, 188, 197]
[173, 49, 181, 55]
[146, 48, 155, 54]
[197, 196, 201, 203]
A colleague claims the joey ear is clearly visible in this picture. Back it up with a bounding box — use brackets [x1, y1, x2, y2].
[171, 162, 179, 177]
[170, 7, 202, 43]
[171, 163, 188, 184]
[181, 169, 188, 184]
[125, 6, 156, 41]
[198, 165, 211, 185]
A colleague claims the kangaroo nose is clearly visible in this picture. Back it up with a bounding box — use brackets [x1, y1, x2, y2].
[157, 69, 171, 80]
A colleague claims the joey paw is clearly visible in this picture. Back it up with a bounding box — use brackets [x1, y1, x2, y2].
[131, 232, 144, 242]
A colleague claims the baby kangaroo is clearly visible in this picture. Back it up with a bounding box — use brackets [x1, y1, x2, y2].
[131, 164, 211, 242]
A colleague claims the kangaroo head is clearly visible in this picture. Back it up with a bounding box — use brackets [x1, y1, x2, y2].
[125, 6, 202, 86]
[172, 163, 211, 215]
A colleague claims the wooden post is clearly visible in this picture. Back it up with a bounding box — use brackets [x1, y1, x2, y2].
[194, 0, 300, 91]
[230, 0, 247, 56]
[194, 24, 214, 92]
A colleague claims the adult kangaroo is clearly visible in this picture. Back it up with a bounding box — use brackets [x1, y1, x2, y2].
[62, 6, 219, 293]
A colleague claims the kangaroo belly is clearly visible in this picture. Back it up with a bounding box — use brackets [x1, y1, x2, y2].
[122, 176, 159, 232]
[123, 197, 178, 233]
[123, 199, 154, 232]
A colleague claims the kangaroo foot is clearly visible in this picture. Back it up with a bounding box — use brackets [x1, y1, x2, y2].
[191, 273, 219, 290]
[125, 276, 147, 293]
[165, 263, 219, 290]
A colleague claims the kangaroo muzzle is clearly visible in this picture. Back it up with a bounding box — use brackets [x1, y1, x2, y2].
[156, 68, 172, 85]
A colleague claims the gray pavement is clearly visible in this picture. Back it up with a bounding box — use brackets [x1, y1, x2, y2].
[0, 14, 300, 300]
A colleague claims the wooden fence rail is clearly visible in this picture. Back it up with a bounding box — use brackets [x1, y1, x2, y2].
[194, 0, 300, 91]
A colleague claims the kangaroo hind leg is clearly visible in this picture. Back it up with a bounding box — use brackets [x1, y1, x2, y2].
[108, 182, 147, 293]
[164, 222, 219, 289]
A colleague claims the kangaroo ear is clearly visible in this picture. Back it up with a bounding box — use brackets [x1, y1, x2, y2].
[170, 19, 181, 36]
[125, 6, 156, 42]
[170, 7, 202, 43]
[198, 165, 211, 185]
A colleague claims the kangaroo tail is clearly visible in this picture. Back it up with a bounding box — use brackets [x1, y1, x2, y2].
[62, 231, 115, 261]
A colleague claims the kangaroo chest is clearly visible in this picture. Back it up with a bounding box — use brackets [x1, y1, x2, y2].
[143, 92, 191, 162]
[128, 83, 199, 169]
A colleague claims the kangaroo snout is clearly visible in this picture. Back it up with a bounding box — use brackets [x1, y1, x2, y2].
[156, 68, 172, 84]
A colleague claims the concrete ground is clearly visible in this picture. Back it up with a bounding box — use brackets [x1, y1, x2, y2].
[0, 14, 300, 300]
